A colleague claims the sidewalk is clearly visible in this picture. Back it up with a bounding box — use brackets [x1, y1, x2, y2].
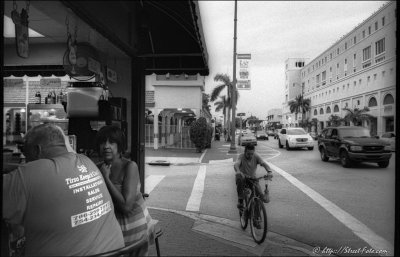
[145, 141, 323, 256]
[147, 207, 320, 256]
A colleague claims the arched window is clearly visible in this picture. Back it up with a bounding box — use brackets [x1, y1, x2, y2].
[383, 94, 394, 105]
[334, 105, 339, 112]
[326, 106, 331, 114]
[314, 109, 317, 115]
[368, 97, 378, 107]
[320, 108, 324, 115]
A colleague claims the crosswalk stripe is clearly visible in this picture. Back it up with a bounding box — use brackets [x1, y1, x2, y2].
[186, 165, 207, 212]
[269, 163, 394, 256]
[145, 175, 165, 194]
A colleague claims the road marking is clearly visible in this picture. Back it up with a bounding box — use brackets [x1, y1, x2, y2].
[145, 175, 165, 194]
[186, 165, 207, 212]
[209, 158, 233, 164]
[199, 149, 207, 163]
[268, 163, 394, 256]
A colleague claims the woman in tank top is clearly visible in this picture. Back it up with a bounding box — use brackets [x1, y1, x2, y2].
[96, 125, 155, 256]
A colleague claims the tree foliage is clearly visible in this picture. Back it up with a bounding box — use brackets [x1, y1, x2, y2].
[342, 106, 373, 126]
[288, 94, 311, 122]
[328, 114, 343, 127]
[189, 117, 212, 152]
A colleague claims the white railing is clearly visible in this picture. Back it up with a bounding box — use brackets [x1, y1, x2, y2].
[144, 125, 195, 149]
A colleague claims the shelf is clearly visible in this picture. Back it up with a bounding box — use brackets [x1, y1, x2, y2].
[28, 103, 64, 109]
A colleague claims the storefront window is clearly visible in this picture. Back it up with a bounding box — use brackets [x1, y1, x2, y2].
[385, 117, 394, 132]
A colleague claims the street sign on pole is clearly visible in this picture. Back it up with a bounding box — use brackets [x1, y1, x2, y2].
[236, 53, 251, 90]
[237, 112, 246, 116]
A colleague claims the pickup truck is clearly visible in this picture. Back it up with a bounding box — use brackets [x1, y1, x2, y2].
[318, 126, 392, 168]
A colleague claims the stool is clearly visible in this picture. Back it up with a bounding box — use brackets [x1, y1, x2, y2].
[151, 220, 163, 257]
[143, 194, 163, 257]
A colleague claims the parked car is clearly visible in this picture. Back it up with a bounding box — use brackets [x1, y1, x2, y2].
[318, 126, 392, 168]
[267, 130, 275, 136]
[255, 131, 268, 140]
[278, 127, 314, 150]
[379, 132, 396, 152]
[238, 133, 257, 146]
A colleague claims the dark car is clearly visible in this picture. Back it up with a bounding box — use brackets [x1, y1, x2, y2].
[318, 126, 392, 168]
[255, 131, 269, 140]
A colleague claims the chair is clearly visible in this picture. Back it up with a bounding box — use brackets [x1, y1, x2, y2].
[143, 193, 163, 257]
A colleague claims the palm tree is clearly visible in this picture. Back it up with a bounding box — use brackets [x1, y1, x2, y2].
[342, 106, 373, 126]
[328, 114, 343, 127]
[288, 94, 311, 127]
[210, 73, 240, 141]
[214, 95, 228, 132]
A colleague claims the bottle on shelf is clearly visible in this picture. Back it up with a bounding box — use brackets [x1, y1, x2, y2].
[57, 90, 64, 104]
[35, 91, 41, 104]
[45, 92, 52, 104]
[52, 90, 57, 104]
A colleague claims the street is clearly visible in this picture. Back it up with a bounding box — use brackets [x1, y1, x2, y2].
[144, 137, 395, 256]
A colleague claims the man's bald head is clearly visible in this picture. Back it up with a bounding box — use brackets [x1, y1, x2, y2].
[23, 123, 67, 162]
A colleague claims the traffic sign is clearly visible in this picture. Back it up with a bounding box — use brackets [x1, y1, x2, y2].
[237, 113, 246, 116]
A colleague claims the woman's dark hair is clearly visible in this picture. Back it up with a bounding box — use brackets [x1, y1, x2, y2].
[95, 125, 126, 154]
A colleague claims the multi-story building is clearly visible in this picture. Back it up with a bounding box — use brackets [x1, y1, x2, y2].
[267, 108, 284, 129]
[282, 58, 310, 127]
[285, 1, 396, 136]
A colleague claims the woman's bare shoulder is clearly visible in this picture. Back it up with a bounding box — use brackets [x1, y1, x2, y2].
[122, 158, 138, 171]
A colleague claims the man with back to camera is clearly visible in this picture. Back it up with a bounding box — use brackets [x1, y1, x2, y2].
[234, 144, 273, 208]
[2, 123, 124, 256]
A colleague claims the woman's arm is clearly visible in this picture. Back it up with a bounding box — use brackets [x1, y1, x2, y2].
[99, 161, 138, 215]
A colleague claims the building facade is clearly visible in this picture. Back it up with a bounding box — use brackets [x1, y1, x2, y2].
[284, 2, 396, 135]
[282, 58, 310, 127]
[267, 108, 283, 129]
[145, 73, 210, 149]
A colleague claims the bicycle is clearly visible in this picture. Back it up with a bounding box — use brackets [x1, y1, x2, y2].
[238, 174, 271, 244]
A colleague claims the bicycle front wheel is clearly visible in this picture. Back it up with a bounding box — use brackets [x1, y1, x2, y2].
[239, 195, 249, 230]
[250, 198, 268, 244]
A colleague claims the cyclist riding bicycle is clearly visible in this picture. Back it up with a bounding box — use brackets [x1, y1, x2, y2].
[234, 144, 273, 209]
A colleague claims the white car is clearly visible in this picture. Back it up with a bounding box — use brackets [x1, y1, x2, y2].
[379, 132, 395, 152]
[278, 127, 314, 150]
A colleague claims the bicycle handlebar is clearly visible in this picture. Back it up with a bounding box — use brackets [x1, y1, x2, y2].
[245, 174, 272, 182]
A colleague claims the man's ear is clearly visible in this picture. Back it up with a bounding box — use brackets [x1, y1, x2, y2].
[35, 144, 42, 159]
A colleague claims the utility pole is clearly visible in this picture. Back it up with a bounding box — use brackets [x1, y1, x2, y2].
[229, 0, 238, 154]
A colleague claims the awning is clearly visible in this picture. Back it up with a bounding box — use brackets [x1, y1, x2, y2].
[138, 0, 209, 76]
[2, 65, 67, 77]
[2, 1, 209, 77]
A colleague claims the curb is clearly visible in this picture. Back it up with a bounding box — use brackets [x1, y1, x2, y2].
[148, 206, 322, 256]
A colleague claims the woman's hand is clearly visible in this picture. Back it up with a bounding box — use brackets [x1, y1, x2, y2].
[99, 163, 112, 179]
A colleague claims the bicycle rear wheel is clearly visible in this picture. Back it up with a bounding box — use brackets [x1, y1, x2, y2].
[250, 198, 267, 244]
[239, 194, 249, 230]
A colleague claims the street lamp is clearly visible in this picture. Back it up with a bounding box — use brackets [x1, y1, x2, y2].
[229, 0, 238, 154]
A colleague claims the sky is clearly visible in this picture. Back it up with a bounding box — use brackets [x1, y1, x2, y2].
[198, 1, 387, 121]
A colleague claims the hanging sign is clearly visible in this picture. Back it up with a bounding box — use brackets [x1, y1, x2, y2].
[107, 67, 118, 83]
[88, 57, 101, 74]
[40, 78, 61, 87]
[236, 53, 251, 90]
[63, 43, 98, 77]
[11, 8, 29, 58]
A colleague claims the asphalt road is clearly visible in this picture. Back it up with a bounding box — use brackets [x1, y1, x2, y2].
[145, 136, 396, 256]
